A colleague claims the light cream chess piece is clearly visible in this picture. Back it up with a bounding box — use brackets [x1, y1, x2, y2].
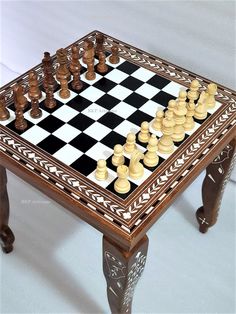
[138, 121, 150, 143]
[177, 90, 187, 109]
[205, 83, 217, 109]
[129, 149, 144, 179]
[144, 134, 159, 167]
[172, 97, 187, 142]
[112, 144, 125, 167]
[124, 132, 137, 154]
[114, 165, 131, 194]
[194, 100, 207, 120]
[152, 110, 164, 131]
[167, 99, 176, 114]
[189, 79, 200, 102]
[184, 102, 195, 131]
[158, 111, 175, 154]
[95, 159, 108, 180]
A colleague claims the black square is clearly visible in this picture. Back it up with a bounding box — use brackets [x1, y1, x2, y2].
[70, 154, 97, 176]
[101, 131, 126, 149]
[69, 133, 97, 153]
[152, 91, 176, 107]
[117, 61, 139, 75]
[127, 110, 153, 127]
[98, 112, 123, 129]
[194, 112, 211, 125]
[37, 115, 64, 133]
[95, 64, 113, 76]
[140, 154, 165, 171]
[68, 113, 94, 131]
[67, 95, 93, 112]
[120, 76, 144, 91]
[106, 179, 137, 199]
[93, 77, 116, 93]
[96, 94, 120, 110]
[147, 75, 170, 89]
[6, 119, 34, 135]
[124, 93, 148, 109]
[173, 134, 189, 147]
[38, 135, 66, 154]
[39, 99, 64, 114]
[68, 79, 90, 94]
[106, 154, 130, 173]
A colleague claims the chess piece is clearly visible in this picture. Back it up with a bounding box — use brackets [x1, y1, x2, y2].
[194, 98, 207, 120]
[129, 149, 144, 180]
[28, 71, 42, 119]
[0, 95, 10, 121]
[59, 77, 71, 99]
[44, 84, 57, 109]
[112, 144, 125, 167]
[13, 83, 28, 131]
[124, 133, 137, 154]
[144, 134, 159, 167]
[152, 110, 164, 131]
[56, 48, 71, 82]
[172, 98, 187, 142]
[69, 44, 83, 91]
[109, 45, 120, 64]
[83, 40, 96, 80]
[42, 52, 57, 91]
[184, 102, 195, 131]
[95, 159, 108, 181]
[158, 111, 175, 154]
[138, 121, 150, 143]
[114, 165, 131, 194]
[97, 51, 108, 73]
[177, 90, 187, 109]
[95, 33, 105, 57]
[205, 83, 217, 109]
[167, 99, 176, 114]
[188, 79, 200, 102]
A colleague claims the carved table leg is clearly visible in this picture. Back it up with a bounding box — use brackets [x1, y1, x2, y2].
[0, 165, 15, 253]
[103, 235, 148, 314]
[196, 139, 236, 233]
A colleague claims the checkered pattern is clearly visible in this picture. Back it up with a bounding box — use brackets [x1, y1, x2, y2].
[1, 54, 222, 199]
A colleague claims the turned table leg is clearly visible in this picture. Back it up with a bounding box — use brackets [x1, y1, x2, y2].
[0, 165, 15, 253]
[103, 236, 148, 314]
[196, 138, 236, 233]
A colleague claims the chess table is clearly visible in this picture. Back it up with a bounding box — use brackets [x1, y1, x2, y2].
[0, 30, 235, 313]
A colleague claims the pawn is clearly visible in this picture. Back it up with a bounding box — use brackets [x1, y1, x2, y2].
[112, 144, 125, 167]
[184, 102, 195, 131]
[109, 45, 120, 64]
[138, 121, 150, 143]
[95, 159, 108, 181]
[59, 77, 70, 99]
[124, 133, 137, 154]
[0, 95, 10, 121]
[158, 111, 175, 154]
[144, 134, 159, 167]
[114, 165, 130, 194]
[152, 110, 164, 131]
[167, 99, 176, 114]
[86, 61, 96, 80]
[205, 83, 217, 109]
[194, 100, 207, 120]
[97, 51, 108, 73]
[189, 79, 200, 102]
[30, 98, 42, 119]
[177, 90, 187, 109]
[45, 84, 57, 109]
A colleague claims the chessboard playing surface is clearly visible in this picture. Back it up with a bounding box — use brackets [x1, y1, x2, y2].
[0, 52, 221, 200]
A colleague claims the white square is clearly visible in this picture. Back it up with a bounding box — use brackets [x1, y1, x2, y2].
[162, 81, 187, 97]
[53, 144, 83, 165]
[129, 167, 152, 185]
[80, 86, 105, 102]
[86, 142, 113, 161]
[207, 101, 222, 115]
[136, 84, 160, 99]
[112, 102, 136, 119]
[104, 69, 129, 84]
[87, 168, 117, 189]
[84, 121, 111, 141]
[80, 57, 99, 68]
[52, 105, 78, 122]
[24, 109, 49, 124]
[139, 100, 165, 117]
[0, 109, 15, 126]
[106, 56, 126, 68]
[52, 124, 81, 143]
[21, 125, 50, 145]
[108, 85, 133, 100]
[131, 67, 156, 82]
[114, 120, 139, 137]
[81, 71, 102, 85]
[157, 145, 178, 160]
[185, 121, 201, 136]
[54, 89, 77, 104]
[81, 103, 108, 120]
[25, 91, 46, 102]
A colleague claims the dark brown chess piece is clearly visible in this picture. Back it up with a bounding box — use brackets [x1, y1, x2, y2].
[95, 33, 105, 57]
[13, 83, 28, 131]
[42, 52, 57, 91]
[109, 45, 120, 64]
[44, 84, 57, 109]
[97, 51, 108, 74]
[69, 44, 83, 91]
[83, 40, 96, 80]
[56, 48, 71, 81]
[59, 77, 70, 99]
[0, 95, 10, 121]
[28, 71, 42, 119]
